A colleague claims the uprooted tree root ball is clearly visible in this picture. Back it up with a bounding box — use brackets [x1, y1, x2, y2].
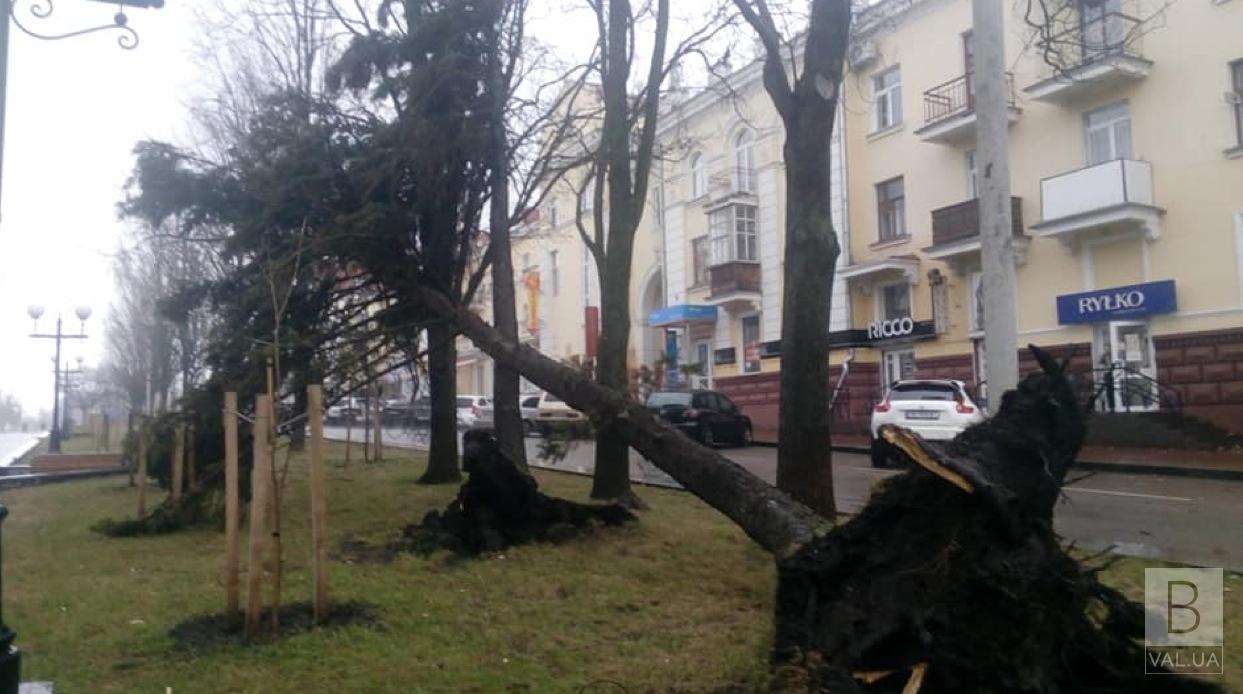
[402, 429, 635, 555]
[767, 347, 1222, 693]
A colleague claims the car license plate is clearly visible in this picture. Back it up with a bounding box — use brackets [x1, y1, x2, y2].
[905, 411, 940, 421]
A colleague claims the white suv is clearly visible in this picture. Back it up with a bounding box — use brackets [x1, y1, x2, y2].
[870, 379, 985, 467]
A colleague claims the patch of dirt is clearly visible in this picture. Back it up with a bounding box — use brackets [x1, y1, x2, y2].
[333, 535, 399, 565]
[169, 600, 379, 650]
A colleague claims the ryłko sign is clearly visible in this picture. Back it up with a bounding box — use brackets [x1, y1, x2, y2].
[1056, 280, 1177, 324]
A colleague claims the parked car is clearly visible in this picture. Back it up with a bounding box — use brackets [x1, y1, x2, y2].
[646, 390, 752, 447]
[531, 391, 586, 434]
[325, 398, 362, 424]
[869, 379, 985, 468]
[382, 398, 415, 426]
[456, 395, 490, 428]
[477, 393, 544, 435]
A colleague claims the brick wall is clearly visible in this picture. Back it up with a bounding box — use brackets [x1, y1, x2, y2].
[1154, 328, 1243, 433]
[715, 360, 880, 443]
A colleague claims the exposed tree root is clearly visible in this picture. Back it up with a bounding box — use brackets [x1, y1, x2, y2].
[404, 429, 635, 555]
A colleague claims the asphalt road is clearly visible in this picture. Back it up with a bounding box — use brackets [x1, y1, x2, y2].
[325, 425, 1243, 571]
[0, 431, 42, 467]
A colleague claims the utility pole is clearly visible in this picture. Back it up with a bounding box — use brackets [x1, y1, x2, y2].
[973, 0, 1018, 402]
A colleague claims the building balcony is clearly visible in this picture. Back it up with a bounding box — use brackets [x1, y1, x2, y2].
[707, 260, 761, 312]
[1024, 14, 1152, 104]
[915, 73, 1020, 144]
[1032, 159, 1162, 245]
[924, 197, 1028, 270]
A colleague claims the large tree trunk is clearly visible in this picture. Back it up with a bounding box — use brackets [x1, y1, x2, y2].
[415, 285, 825, 555]
[590, 258, 635, 503]
[737, 0, 851, 518]
[420, 321, 461, 484]
[486, 6, 527, 470]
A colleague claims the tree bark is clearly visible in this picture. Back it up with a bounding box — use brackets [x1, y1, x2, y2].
[414, 285, 826, 556]
[735, 0, 851, 518]
[487, 2, 527, 470]
[420, 320, 461, 484]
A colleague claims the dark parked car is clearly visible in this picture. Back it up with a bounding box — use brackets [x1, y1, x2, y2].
[646, 390, 752, 447]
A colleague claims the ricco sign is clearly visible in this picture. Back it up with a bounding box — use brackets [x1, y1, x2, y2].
[1056, 280, 1177, 325]
[867, 316, 915, 340]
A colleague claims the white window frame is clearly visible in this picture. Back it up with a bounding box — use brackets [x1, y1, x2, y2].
[967, 270, 985, 334]
[734, 130, 755, 192]
[709, 203, 758, 264]
[547, 250, 559, 297]
[689, 152, 706, 199]
[1084, 101, 1132, 165]
[691, 236, 709, 286]
[875, 280, 912, 323]
[872, 66, 902, 132]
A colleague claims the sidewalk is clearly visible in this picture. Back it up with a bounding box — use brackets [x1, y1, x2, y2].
[829, 433, 1243, 481]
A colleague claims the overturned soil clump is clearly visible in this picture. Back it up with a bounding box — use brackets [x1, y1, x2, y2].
[771, 348, 1221, 693]
[403, 429, 635, 555]
[169, 600, 378, 650]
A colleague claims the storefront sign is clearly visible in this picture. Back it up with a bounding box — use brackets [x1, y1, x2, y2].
[648, 304, 718, 327]
[1056, 280, 1177, 325]
[867, 316, 916, 340]
[827, 319, 936, 348]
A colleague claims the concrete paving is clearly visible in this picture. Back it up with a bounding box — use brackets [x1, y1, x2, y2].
[325, 425, 1243, 571]
[0, 431, 43, 467]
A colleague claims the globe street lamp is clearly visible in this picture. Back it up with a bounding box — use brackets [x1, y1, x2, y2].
[27, 305, 89, 454]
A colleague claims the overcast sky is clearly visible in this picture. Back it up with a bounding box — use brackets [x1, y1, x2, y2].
[0, 0, 195, 416]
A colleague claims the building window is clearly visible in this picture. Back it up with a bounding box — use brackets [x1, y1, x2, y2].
[548, 201, 558, 227]
[709, 204, 758, 264]
[741, 315, 761, 374]
[691, 236, 709, 286]
[547, 250, 559, 296]
[1084, 102, 1132, 165]
[882, 348, 916, 389]
[734, 130, 755, 192]
[876, 177, 906, 242]
[968, 271, 985, 333]
[1080, 0, 1124, 61]
[878, 282, 912, 322]
[966, 150, 978, 199]
[690, 152, 706, 199]
[1232, 59, 1243, 147]
[872, 66, 902, 131]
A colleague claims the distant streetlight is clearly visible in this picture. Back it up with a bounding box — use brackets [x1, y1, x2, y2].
[0, 0, 165, 221]
[27, 305, 90, 454]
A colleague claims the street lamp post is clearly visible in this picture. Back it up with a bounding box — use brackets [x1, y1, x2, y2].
[27, 305, 90, 454]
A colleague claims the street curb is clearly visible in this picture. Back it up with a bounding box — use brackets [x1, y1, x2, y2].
[0, 468, 128, 490]
[830, 444, 1243, 482]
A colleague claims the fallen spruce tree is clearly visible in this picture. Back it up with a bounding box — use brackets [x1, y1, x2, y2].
[403, 428, 634, 555]
[408, 285, 1219, 692]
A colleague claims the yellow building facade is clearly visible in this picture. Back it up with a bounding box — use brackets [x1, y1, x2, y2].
[462, 0, 1243, 440]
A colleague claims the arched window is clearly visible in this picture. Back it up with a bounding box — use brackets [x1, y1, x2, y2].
[734, 130, 754, 192]
[689, 152, 706, 199]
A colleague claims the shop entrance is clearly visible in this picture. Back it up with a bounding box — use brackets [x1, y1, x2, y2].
[1092, 320, 1158, 411]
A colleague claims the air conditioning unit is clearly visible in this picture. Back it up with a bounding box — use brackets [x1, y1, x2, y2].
[848, 40, 879, 70]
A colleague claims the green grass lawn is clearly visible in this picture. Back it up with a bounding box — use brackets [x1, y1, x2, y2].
[0, 442, 1237, 692]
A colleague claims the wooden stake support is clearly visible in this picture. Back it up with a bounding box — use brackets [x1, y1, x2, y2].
[245, 394, 272, 639]
[308, 384, 329, 622]
[172, 421, 185, 502]
[224, 392, 240, 627]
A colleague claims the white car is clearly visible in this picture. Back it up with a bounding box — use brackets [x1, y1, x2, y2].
[870, 379, 985, 468]
[531, 391, 585, 434]
[476, 393, 542, 434]
[456, 395, 490, 428]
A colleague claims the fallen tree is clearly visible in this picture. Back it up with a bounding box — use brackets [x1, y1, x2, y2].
[410, 284, 1218, 692]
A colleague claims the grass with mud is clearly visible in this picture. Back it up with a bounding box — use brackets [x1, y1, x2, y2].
[0, 441, 1237, 691]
